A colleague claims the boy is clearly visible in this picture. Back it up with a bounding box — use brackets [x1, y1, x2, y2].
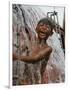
[13, 18, 55, 84]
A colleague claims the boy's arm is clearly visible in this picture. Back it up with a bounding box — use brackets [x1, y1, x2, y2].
[13, 46, 52, 63]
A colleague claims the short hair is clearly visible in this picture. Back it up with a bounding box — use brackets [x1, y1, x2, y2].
[37, 18, 55, 30]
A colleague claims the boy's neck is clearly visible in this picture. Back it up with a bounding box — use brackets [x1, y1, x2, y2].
[38, 39, 47, 46]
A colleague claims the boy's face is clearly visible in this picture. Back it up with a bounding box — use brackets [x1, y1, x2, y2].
[36, 22, 52, 40]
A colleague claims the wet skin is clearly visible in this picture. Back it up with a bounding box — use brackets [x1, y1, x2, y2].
[13, 22, 52, 62]
[36, 22, 52, 40]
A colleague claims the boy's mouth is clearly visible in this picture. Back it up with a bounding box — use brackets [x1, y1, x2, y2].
[38, 32, 47, 39]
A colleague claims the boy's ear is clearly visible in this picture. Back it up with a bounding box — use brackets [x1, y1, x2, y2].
[50, 29, 54, 36]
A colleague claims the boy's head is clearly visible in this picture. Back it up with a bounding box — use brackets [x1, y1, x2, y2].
[36, 18, 55, 40]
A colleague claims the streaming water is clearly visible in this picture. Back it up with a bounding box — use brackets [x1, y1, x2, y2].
[12, 4, 65, 85]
